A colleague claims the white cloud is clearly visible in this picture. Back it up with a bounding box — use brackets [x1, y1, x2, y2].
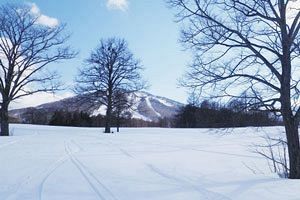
[106, 0, 129, 11]
[29, 3, 59, 27]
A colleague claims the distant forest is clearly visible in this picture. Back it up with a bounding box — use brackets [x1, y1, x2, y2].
[174, 100, 280, 128]
[10, 99, 280, 128]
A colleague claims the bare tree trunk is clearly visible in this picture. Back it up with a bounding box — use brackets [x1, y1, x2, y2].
[281, 40, 300, 178]
[0, 102, 9, 136]
[104, 111, 111, 133]
[117, 111, 121, 133]
[282, 79, 300, 178]
[117, 114, 120, 133]
[283, 117, 300, 179]
[105, 100, 112, 133]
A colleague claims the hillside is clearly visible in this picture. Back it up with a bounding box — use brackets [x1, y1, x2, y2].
[9, 92, 184, 123]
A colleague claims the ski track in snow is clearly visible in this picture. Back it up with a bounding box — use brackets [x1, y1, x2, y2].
[5, 149, 70, 200]
[4, 137, 113, 200]
[38, 145, 71, 200]
[1, 125, 300, 200]
[64, 140, 119, 200]
[3, 136, 230, 200]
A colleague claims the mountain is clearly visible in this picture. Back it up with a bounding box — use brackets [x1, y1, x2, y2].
[9, 91, 184, 123]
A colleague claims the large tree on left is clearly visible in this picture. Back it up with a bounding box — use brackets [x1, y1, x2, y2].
[0, 4, 75, 136]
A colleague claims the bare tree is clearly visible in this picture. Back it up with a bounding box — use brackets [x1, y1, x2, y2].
[0, 4, 76, 136]
[168, 0, 300, 178]
[75, 38, 145, 133]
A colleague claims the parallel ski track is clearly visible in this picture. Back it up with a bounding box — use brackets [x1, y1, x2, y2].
[5, 147, 70, 200]
[65, 140, 119, 200]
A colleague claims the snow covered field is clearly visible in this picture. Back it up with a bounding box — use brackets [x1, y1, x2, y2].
[0, 124, 299, 200]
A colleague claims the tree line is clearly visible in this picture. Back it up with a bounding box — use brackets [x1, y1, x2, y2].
[15, 109, 162, 128]
[174, 100, 280, 128]
[49, 110, 161, 128]
[13, 99, 280, 129]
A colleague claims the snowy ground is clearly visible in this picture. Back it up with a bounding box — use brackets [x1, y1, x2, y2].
[0, 124, 299, 200]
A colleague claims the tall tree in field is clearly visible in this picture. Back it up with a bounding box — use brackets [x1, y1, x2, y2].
[75, 38, 145, 133]
[168, 0, 300, 179]
[0, 4, 75, 136]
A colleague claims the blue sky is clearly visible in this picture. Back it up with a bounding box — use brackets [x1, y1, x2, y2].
[1, 0, 191, 108]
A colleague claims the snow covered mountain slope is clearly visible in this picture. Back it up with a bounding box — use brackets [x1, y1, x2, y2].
[92, 92, 183, 121]
[10, 91, 184, 122]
